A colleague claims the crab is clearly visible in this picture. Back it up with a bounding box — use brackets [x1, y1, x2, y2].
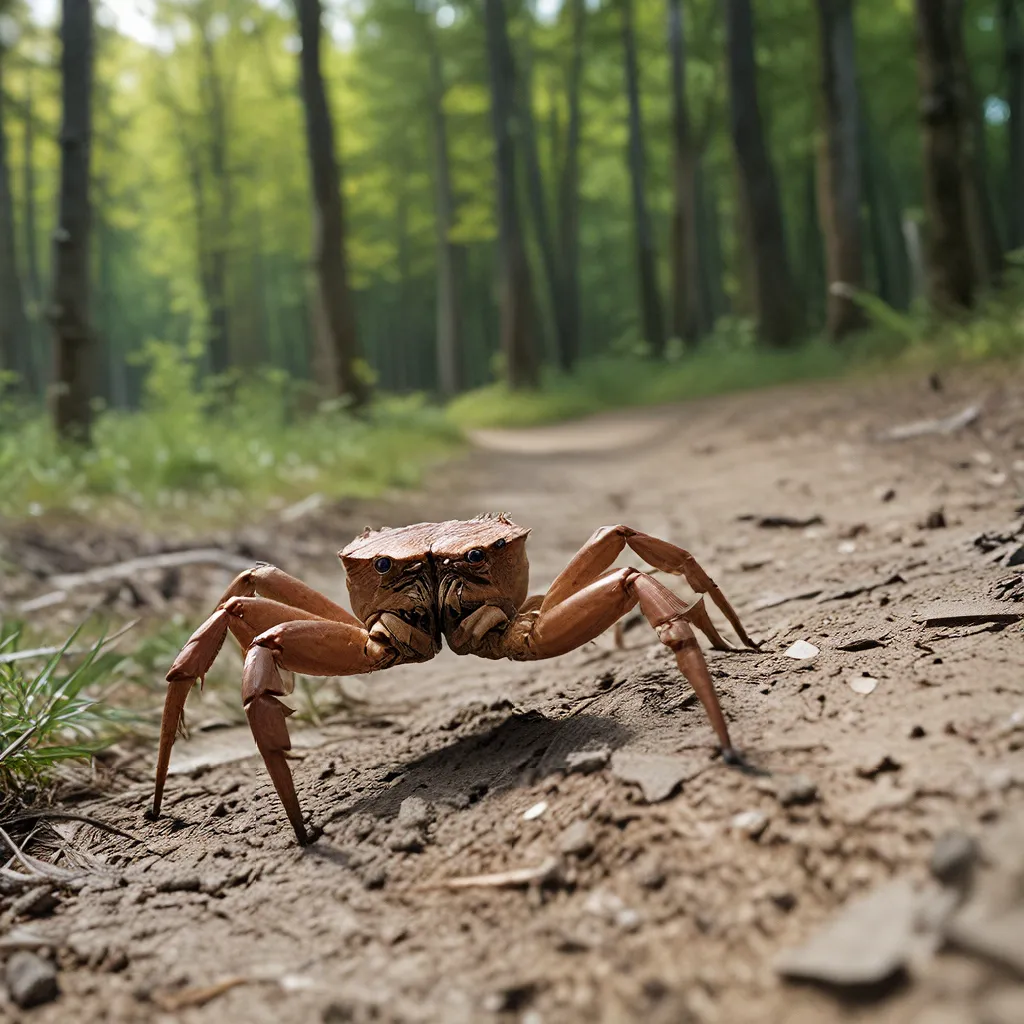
[150, 515, 759, 844]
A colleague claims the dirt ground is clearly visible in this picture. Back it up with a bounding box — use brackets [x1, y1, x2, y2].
[2, 369, 1024, 1024]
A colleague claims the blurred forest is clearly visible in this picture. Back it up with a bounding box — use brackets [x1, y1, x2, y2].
[0, 0, 1021, 442]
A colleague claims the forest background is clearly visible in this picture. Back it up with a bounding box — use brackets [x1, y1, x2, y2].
[0, 0, 1022, 524]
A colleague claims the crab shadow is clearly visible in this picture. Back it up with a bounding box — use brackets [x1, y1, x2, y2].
[345, 709, 632, 822]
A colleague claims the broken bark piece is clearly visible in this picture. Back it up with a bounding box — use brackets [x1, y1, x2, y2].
[914, 602, 1023, 627]
[609, 751, 703, 803]
[775, 878, 920, 987]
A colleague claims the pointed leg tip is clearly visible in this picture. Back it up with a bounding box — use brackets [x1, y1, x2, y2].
[145, 805, 161, 822]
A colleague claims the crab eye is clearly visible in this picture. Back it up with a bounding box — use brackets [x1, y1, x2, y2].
[466, 548, 485, 564]
[373, 556, 393, 574]
[494, 538, 506, 549]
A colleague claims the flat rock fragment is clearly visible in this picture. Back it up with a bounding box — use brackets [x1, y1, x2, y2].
[775, 878, 920, 987]
[913, 602, 1022, 627]
[610, 751, 702, 803]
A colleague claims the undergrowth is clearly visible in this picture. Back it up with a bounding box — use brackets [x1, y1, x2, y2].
[0, 627, 132, 811]
[0, 341, 462, 524]
[448, 269, 1024, 430]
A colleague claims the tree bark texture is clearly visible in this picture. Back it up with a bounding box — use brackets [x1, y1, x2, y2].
[1002, 0, 1024, 250]
[621, 0, 665, 356]
[558, 0, 585, 369]
[667, 0, 702, 344]
[198, 16, 232, 375]
[50, 0, 95, 442]
[518, 31, 573, 372]
[816, 0, 866, 339]
[295, 0, 369, 406]
[483, 0, 538, 389]
[23, 65, 45, 387]
[0, 43, 32, 391]
[425, 14, 464, 398]
[724, 0, 798, 346]
[914, 0, 974, 310]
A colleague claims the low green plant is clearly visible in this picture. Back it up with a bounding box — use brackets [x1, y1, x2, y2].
[0, 627, 133, 809]
[0, 341, 463, 524]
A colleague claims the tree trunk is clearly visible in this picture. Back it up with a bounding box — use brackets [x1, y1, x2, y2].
[0, 42, 32, 392]
[50, 0, 95, 442]
[23, 64, 45, 389]
[199, 19, 232, 375]
[1002, 0, 1024, 250]
[425, 14, 464, 398]
[294, 0, 369, 406]
[516, 35, 568, 372]
[724, 0, 798, 346]
[483, 0, 538, 389]
[914, 0, 974, 310]
[557, 0, 584, 372]
[816, 0, 866, 340]
[667, 0, 702, 345]
[620, 0, 665, 356]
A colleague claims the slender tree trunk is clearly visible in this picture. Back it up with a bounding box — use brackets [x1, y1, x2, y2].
[50, 0, 95, 442]
[23, 65, 45, 389]
[294, 0, 369, 406]
[914, 0, 974, 310]
[696, 159, 727, 323]
[558, 0, 584, 372]
[620, 0, 665, 356]
[724, 0, 799, 346]
[483, 0, 538, 389]
[425, 14, 464, 398]
[199, 21, 231, 375]
[0, 43, 32, 392]
[518, 28, 573, 372]
[816, 0, 866, 339]
[667, 0, 702, 345]
[1003, 0, 1024, 249]
[802, 159, 827, 328]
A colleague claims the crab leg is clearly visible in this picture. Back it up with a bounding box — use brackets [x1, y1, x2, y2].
[152, 566, 360, 819]
[539, 525, 757, 649]
[503, 568, 738, 760]
[242, 621, 392, 844]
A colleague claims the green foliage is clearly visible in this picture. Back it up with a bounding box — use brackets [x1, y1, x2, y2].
[0, 343, 462, 522]
[448, 326, 852, 429]
[0, 627, 132, 805]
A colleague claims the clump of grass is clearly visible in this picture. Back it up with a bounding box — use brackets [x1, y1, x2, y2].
[0, 341, 463, 524]
[0, 627, 132, 811]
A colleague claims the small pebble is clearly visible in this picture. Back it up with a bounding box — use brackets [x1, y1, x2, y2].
[775, 774, 818, 807]
[565, 748, 611, 774]
[784, 640, 819, 660]
[558, 820, 595, 857]
[522, 801, 548, 821]
[929, 830, 978, 889]
[386, 829, 424, 854]
[5, 951, 59, 1008]
[396, 797, 434, 831]
[730, 809, 770, 840]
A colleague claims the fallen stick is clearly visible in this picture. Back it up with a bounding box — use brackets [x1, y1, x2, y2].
[419, 856, 562, 892]
[877, 402, 981, 442]
[17, 548, 252, 613]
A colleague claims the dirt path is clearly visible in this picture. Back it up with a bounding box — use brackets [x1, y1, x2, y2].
[3, 370, 1024, 1023]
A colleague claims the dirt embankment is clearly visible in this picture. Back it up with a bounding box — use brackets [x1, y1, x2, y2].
[2, 370, 1023, 1024]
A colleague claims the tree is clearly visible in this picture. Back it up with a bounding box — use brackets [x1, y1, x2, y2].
[913, 0, 974, 310]
[0, 35, 32, 392]
[558, 0, 585, 370]
[483, 0, 538, 389]
[620, 0, 665, 356]
[816, 0, 866, 340]
[724, 0, 798, 346]
[294, 0, 370, 406]
[423, 9, 464, 398]
[667, 0, 702, 345]
[1004, 0, 1024, 251]
[50, 0, 96, 442]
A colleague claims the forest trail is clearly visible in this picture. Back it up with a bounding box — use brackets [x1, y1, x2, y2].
[5, 369, 1024, 1024]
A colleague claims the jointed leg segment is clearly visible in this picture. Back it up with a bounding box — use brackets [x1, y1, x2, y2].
[151, 565, 380, 843]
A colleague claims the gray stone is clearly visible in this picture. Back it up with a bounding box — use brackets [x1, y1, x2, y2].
[610, 751, 702, 803]
[776, 774, 819, 807]
[929, 830, 978, 889]
[565, 748, 611, 774]
[558, 820, 595, 857]
[396, 797, 433, 831]
[5, 951, 59, 1008]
